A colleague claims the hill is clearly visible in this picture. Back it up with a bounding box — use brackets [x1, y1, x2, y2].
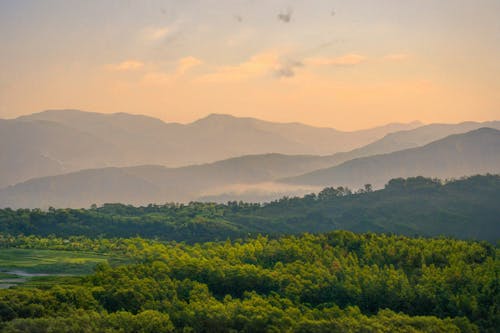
[19, 109, 422, 160]
[0, 119, 122, 188]
[2, 128, 500, 208]
[283, 128, 500, 189]
[1, 110, 422, 187]
[0, 153, 343, 208]
[322, 120, 500, 166]
[1, 175, 498, 242]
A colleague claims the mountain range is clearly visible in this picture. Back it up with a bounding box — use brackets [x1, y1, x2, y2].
[283, 127, 500, 188]
[1, 109, 424, 188]
[0, 108, 499, 208]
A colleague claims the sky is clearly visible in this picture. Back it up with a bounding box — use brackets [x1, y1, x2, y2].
[0, 0, 499, 130]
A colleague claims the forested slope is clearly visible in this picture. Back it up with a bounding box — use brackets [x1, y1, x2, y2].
[0, 175, 498, 242]
[0, 232, 497, 332]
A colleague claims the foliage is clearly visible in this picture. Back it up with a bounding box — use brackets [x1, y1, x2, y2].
[0, 232, 497, 332]
[0, 175, 499, 242]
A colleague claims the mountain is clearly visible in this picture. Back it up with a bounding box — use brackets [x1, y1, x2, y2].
[2, 128, 500, 208]
[344, 120, 500, 157]
[200, 121, 500, 202]
[0, 153, 341, 208]
[306, 120, 500, 169]
[6, 109, 500, 192]
[0, 110, 421, 186]
[0, 119, 123, 188]
[19, 111, 422, 162]
[283, 128, 500, 189]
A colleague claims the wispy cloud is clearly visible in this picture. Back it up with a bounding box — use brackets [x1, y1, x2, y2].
[141, 26, 172, 41]
[196, 51, 304, 83]
[306, 54, 367, 66]
[197, 52, 281, 83]
[142, 56, 203, 85]
[177, 56, 203, 75]
[105, 60, 145, 71]
[383, 53, 411, 61]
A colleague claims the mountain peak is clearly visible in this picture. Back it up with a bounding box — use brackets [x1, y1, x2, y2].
[17, 109, 170, 127]
[19, 109, 98, 119]
[196, 113, 245, 122]
[471, 127, 500, 134]
[190, 113, 256, 126]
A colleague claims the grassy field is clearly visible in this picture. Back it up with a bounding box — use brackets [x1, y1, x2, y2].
[0, 248, 124, 288]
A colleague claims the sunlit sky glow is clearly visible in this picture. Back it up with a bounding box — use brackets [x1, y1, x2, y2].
[1, 0, 499, 129]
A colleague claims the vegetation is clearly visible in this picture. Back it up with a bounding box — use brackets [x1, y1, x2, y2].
[0, 241, 128, 290]
[0, 232, 497, 332]
[0, 175, 497, 331]
[0, 175, 498, 242]
[0, 248, 115, 274]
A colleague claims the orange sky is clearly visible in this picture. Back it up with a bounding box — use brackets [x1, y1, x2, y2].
[1, 1, 499, 130]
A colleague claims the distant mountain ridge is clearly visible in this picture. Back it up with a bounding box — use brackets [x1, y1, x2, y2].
[1, 128, 499, 208]
[283, 127, 500, 189]
[0, 153, 334, 208]
[0, 109, 422, 187]
[19, 110, 423, 160]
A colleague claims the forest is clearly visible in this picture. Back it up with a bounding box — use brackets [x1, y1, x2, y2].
[0, 232, 498, 332]
[0, 175, 498, 332]
[0, 175, 498, 242]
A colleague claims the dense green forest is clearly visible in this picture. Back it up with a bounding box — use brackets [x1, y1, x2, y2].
[0, 175, 498, 332]
[0, 232, 498, 332]
[1, 175, 499, 242]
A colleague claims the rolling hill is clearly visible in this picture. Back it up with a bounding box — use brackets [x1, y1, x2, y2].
[1, 110, 422, 188]
[1, 175, 498, 242]
[0, 119, 123, 188]
[0, 153, 340, 208]
[19, 110, 422, 161]
[2, 128, 500, 208]
[283, 127, 500, 189]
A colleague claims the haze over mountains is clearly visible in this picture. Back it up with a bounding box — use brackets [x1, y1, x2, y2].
[0, 109, 499, 208]
[283, 127, 500, 189]
[0, 157, 318, 208]
[1, 109, 423, 188]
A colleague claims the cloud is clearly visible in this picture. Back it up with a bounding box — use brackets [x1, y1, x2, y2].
[277, 8, 293, 23]
[196, 52, 303, 82]
[197, 52, 281, 83]
[142, 26, 172, 41]
[177, 56, 203, 75]
[105, 60, 145, 71]
[383, 53, 410, 61]
[306, 54, 367, 66]
[141, 56, 202, 85]
[141, 72, 173, 85]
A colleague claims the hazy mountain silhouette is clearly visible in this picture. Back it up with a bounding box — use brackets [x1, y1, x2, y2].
[1, 128, 499, 208]
[20, 111, 422, 161]
[0, 109, 421, 187]
[342, 120, 500, 158]
[0, 153, 336, 208]
[283, 128, 500, 189]
[278, 120, 500, 176]
[0, 118, 122, 188]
